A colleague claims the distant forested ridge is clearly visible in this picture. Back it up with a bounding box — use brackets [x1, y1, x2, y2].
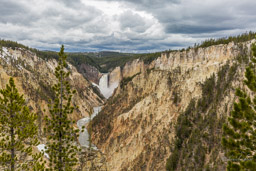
[197, 31, 256, 48]
[165, 31, 256, 52]
[1, 31, 256, 72]
[0, 39, 161, 73]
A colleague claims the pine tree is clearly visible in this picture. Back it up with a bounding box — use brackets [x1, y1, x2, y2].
[44, 45, 80, 170]
[0, 77, 45, 171]
[222, 43, 256, 170]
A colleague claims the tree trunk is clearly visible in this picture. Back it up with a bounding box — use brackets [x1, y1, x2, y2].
[59, 70, 63, 171]
[10, 103, 15, 171]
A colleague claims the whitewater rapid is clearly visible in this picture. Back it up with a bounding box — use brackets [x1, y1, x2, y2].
[37, 73, 117, 155]
[77, 73, 119, 148]
[36, 106, 102, 156]
[77, 106, 102, 149]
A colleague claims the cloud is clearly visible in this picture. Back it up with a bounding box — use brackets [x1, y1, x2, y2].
[0, 0, 39, 25]
[119, 10, 148, 33]
[165, 24, 234, 34]
[100, 0, 180, 9]
[56, 0, 83, 7]
[0, 0, 256, 52]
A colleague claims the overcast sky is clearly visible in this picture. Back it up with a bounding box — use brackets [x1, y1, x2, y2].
[1, 0, 256, 52]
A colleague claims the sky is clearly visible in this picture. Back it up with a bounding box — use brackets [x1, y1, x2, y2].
[1, 0, 256, 52]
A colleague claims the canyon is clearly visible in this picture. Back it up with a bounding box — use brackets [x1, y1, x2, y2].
[91, 40, 252, 170]
[0, 46, 104, 134]
[0, 39, 254, 170]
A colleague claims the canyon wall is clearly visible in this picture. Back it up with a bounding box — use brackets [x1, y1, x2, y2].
[107, 58, 147, 87]
[92, 40, 253, 170]
[77, 63, 102, 84]
[0, 47, 104, 123]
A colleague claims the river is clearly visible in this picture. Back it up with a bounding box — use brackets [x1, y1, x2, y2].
[37, 72, 117, 155]
[77, 106, 102, 149]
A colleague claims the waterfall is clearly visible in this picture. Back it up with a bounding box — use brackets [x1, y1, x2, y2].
[75, 73, 118, 149]
[99, 73, 109, 90]
[37, 73, 118, 155]
[98, 73, 118, 99]
[37, 74, 118, 156]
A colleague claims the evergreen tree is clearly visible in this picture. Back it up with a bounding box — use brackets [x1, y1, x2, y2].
[44, 45, 80, 170]
[0, 77, 45, 171]
[222, 43, 256, 170]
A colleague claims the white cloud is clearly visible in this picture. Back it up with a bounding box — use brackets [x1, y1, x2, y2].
[0, 0, 256, 52]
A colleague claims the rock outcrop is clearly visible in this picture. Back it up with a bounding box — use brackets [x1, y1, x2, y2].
[0, 46, 104, 125]
[107, 59, 147, 87]
[77, 63, 102, 84]
[80, 149, 108, 171]
[92, 40, 253, 170]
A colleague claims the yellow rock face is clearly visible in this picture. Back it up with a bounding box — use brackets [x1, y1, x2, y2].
[0, 47, 104, 125]
[92, 40, 254, 171]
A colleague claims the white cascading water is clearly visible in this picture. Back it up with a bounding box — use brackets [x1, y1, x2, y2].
[37, 73, 118, 154]
[37, 107, 102, 155]
[98, 73, 119, 99]
[76, 73, 118, 148]
[77, 106, 102, 149]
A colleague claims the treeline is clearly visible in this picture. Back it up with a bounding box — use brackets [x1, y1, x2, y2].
[133, 52, 161, 64]
[200, 31, 256, 48]
[68, 53, 100, 70]
[165, 31, 256, 53]
[3, 31, 255, 73]
[197, 31, 256, 48]
[91, 52, 135, 72]
[87, 52, 161, 72]
[0, 39, 162, 73]
[0, 39, 59, 60]
[0, 39, 99, 70]
[0, 39, 31, 50]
